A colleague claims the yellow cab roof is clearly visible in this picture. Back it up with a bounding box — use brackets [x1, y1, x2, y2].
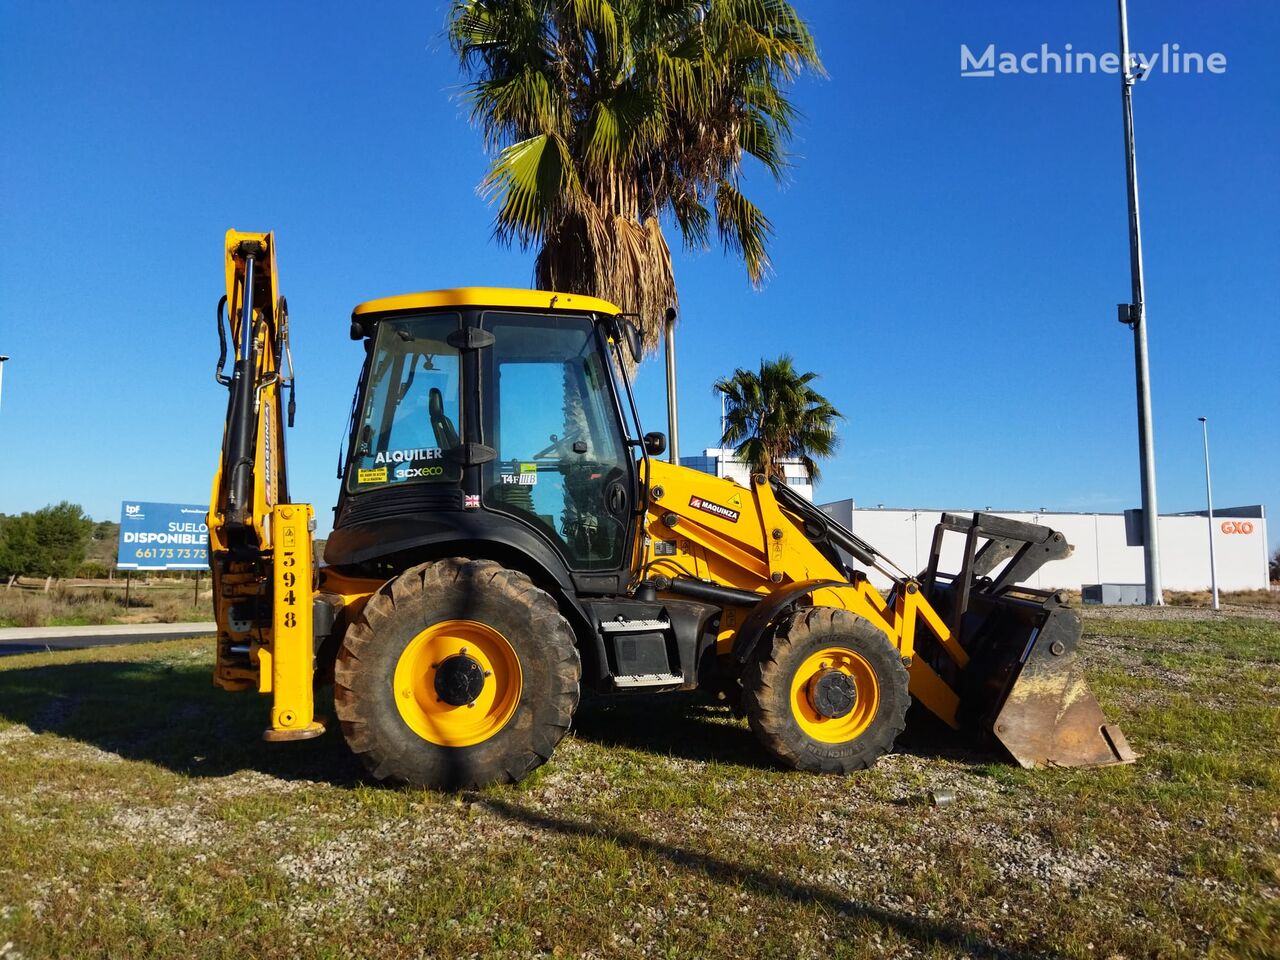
[352, 287, 621, 317]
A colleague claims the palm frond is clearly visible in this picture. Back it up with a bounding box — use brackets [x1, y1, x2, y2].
[671, 187, 712, 250]
[481, 132, 582, 245]
[570, 0, 619, 52]
[735, 107, 786, 178]
[584, 101, 622, 170]
[470, 66, 561, 145]
[714, 179, 772, 285]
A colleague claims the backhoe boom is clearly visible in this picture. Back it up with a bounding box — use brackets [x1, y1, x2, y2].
[207, 230, 321, 740]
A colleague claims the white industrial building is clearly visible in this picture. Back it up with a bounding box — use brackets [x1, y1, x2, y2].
[819, 500, 1271, 593]
[681, 448, 814, 501]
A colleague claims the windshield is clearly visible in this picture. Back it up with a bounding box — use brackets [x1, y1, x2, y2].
[347, 313, 463, 492]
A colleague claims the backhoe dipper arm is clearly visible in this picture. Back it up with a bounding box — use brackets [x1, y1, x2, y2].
[206, 230, 321, 742]
[210, 231, 289, 548]
[224, 239, 266, 529]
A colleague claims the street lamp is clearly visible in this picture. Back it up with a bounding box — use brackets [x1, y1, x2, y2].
[0, 355, 9, 410]
[1198, 417, 1219, 610]
[1116, 0, 1163, 605]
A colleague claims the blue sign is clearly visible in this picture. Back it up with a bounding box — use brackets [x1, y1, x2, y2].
[117, 501, 210, 570]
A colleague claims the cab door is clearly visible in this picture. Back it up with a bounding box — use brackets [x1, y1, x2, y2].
[479, 311, 633, 572]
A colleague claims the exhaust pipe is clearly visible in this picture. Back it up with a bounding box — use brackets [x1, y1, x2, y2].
[663, 306, 679, 463]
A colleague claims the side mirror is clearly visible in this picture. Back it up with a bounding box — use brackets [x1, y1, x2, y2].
[611, 316, 642, 363]
[643, 432, 666, 456]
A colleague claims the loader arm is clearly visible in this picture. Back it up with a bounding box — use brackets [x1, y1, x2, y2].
[207, 230, 323, 741]
[638, 461, 970, 726]
[638, 462, 1134, 769]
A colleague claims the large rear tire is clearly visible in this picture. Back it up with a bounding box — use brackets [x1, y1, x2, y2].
[743, 607, 909, 773]
[334, 558, 580, 789]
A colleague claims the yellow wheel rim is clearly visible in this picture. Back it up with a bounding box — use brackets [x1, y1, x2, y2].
[393, 619, 522, 747]
[789, 646, 880, 744]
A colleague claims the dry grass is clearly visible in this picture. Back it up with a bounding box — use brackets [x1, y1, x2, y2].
[1165, 589, 1280, 609]
[1057, 588, 1279, 611]
[0, 612, 1276, 959]
[0, 581, 208, 628]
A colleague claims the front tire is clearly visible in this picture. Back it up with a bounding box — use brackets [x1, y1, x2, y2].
[743, 607, 909, 773]
[334, 558, 580, 789]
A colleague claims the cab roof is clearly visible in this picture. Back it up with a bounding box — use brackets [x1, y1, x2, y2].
[352, 287, 622, 317]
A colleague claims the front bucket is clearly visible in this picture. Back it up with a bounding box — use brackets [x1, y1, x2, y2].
[964, 597, 1138, 769]
[916, 513, 1137, 769]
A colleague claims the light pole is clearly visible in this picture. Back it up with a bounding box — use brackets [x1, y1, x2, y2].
[0, 355, 8, 410]
[1116, 0, 1163, 604]
[1198, 417, 1219, 610]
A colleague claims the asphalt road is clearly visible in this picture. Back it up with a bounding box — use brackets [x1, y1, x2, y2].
[0, 622, 217, 656]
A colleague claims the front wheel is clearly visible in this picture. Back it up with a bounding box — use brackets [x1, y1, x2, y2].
[334, 558, 580, 789]
[742, 607, 909, 773]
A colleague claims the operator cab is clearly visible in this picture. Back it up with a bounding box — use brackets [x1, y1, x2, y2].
[327, 289, 651, 591]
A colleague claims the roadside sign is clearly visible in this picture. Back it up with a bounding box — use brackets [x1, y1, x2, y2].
[117, 501, 209, 570]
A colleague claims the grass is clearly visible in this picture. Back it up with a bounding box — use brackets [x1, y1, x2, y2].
[0, 581, 208, 628]
[0, 611, 1276, 959]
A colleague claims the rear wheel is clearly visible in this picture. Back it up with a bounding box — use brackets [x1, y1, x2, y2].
[334, 558, 580, 789]
[743, 607, 908, 773]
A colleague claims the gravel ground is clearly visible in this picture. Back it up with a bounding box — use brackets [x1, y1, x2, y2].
[1083, 601, 1280, 623]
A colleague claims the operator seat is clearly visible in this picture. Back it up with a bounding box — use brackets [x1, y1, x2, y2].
[428, 387, 459, 449]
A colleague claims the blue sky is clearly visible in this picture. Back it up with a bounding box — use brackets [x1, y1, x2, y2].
[1, 1, 1276, 551]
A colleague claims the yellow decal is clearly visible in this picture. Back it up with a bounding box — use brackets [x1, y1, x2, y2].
[727, 492, 742, 507]
[357, 467, 388, 484]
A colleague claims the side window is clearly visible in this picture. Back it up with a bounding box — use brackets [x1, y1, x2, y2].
[348, 314, 463, 491]
[482, 313, 630, 570]
[497, 362, 569, 462]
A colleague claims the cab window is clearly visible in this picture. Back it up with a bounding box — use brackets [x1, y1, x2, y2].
[348, 313, 463, 492]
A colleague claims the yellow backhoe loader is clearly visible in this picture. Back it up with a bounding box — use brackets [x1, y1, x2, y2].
[209, 230, 1136, 789]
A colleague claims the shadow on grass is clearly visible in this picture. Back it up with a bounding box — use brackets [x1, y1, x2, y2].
[0, 657, 363, 785]
[0, 655, 1001, 786]
[482, 796, 1038, 960]
[1, 656, 1035, 955]
[572, 690, 1002, 771]
[572, 691, 775, 769]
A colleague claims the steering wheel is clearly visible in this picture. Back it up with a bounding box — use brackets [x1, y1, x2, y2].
[532, 430, 584, 459]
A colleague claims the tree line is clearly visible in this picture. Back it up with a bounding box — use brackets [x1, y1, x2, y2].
[0, 502, 100, 579]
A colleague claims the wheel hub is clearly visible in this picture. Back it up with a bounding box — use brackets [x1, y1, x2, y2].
[809, 668, 857, 719]
[433, 653, 487, 706]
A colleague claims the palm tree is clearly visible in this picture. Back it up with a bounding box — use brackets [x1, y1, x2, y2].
[714, 355, 842, 481]
[448, 0, 822, 352]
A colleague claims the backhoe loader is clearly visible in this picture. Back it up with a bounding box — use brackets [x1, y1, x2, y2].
[209, 230, 1135, 789]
